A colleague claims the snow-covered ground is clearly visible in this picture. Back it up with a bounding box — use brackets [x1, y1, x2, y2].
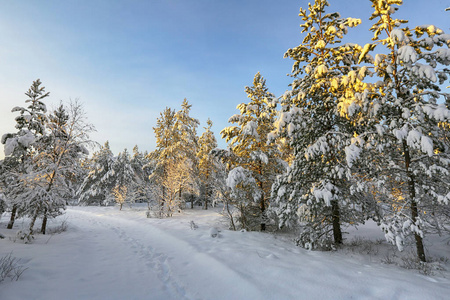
[1, 205, 450, 300]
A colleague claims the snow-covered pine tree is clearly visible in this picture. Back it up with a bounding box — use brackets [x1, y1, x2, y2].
[197, 119, 218, 209]
[78, 141, 116, 205]
[148, 101, 200, 217]
[270, 0, 375, 249]
[148, 107, 180, 217]
[221, 72, 283, 231]
[1, 79, 49, 231]
[361, 0, 450, 262]
[129, 145, 153, 204]
[173, 99, 200, 207]
[112, 148, 135, 210]
[130, 145, 147, 183]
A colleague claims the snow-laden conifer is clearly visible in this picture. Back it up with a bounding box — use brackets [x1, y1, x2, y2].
[270, 0, 376, 249]
[128, 145, 153, 205]
[221, 72, 284, 231]
[197, 119, 218, 210]
[360, 0, 450, 262]
[112, 148, 134, 210]
[78, 141, 116, 206]
[173, 99, 200, 206]
[1, 79, 49, 230]
[148, 100, 199, 217]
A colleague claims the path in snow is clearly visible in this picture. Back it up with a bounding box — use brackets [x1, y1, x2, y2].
[1, 207, 264, 300]
[1, 206, 450, 300]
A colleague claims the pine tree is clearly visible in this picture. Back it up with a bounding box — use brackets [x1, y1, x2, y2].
[270, 0, 374, 248]
[112, 148, 134, 210]
[221, 72, 283, 231]
[197, 119, 218, 209]
[361, 0, 450, 262]
[148, 107, 182, 216]
[2, 90, 93, 237]
[173, 99, 200, 206]
[78, 141, 116, 205]
[130, 145, 146, 183]
[129, 145, 153, 204]
[148, 101, 200, 217]
[1, 79, 49, 231]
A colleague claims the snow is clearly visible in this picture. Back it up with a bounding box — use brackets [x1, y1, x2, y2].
[17, 131, 35, 148]
[407, 129, 422, 149]
[345, 143, 361, 168]
[226, 167, 252, 189]
[287, 123, 295, 137]
[393, 128, 407, 141]
[390, 29, 406, 44]
[312, 182, 336, 206]
[398, 46, 417, 63]
[316, 64, 328, 77]
[417, 25, 443, 35]
[242, 121, 259, 139]
[411, 63, 437, 82]
[1, 206, 450, 300]
[4, 137, 18, 156]
[258, 152, 268, 164]
[374, 54, 386, 66]
[423, 104, 450, 122]
[314, 40, 326, 50]
[346, 17, 361, 28]
[434, 48, 450, 63]
[420, 135, 434, 156]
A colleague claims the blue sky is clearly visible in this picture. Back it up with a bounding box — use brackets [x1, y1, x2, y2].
[0, 0, 449, 158]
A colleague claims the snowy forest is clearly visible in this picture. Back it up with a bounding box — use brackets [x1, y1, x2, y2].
[1, 1, 450, 298]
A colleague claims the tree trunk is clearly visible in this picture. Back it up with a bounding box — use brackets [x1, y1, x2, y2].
[331, 200, 342, 245]
[29, 210, 39, 234]
[120, 203, 123, 210]
[203, 188, 208, 210]
[160, 185, 166, 218]
[260, 194, 266, 232]
[240, 204, 247, 230]
[258, 181, 266, 232]
[40, 209, 48, 234]
[411, 199, 426, 262]
[403, 141, 426, 262]
[225, 198, 236, 231]
[7, 205, 17, 229]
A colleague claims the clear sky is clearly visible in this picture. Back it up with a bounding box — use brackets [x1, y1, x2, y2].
[0, 0, 449, 158]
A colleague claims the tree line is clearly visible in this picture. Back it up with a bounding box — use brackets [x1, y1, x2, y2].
[1, 0, 450, 263]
